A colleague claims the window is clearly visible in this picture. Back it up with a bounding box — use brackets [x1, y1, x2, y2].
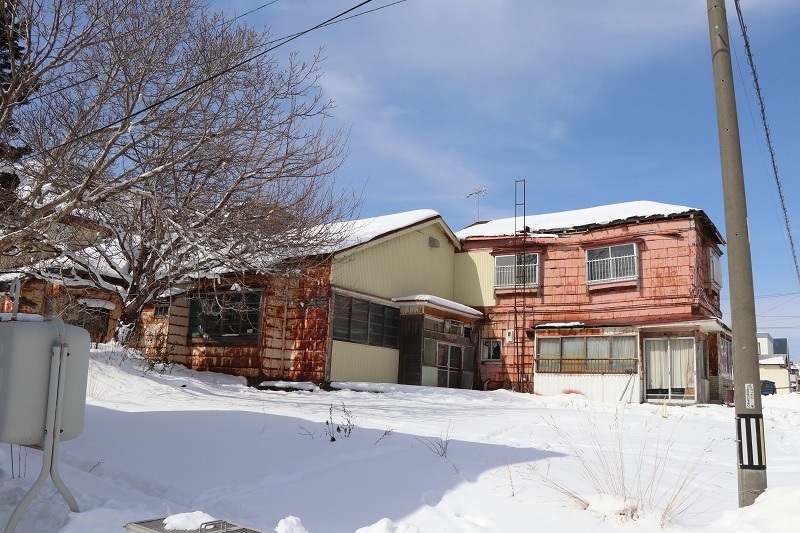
[709, 249, 723, 288]
[153, 304, 169, 318]
[494, 253, 539, 288]
[481, 339, 502, 361]
[332, 293, 399, 349]
[586, 243, 638, 284]
[719, 335, 733, 377]
[535, 335, 637, 374]
[189, 291, 261, 338]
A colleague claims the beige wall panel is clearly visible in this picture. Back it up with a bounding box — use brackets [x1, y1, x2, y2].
[331, 223, 455, 300]
[454, 250, 495, 307]
[534, 373, 641, 403]
[330, 340, 399, 383]
[760, 366, 791, 394]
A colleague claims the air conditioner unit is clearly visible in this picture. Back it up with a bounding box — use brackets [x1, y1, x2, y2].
[505, 329, 514, 345]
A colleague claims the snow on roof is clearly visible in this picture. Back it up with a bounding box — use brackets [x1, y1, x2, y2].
[392, 294, 483, 317]
[759, 356, 788, 365]
[322, 209, 443, 253]
[535, 322, 585, 328]
[456, 201, 698, 239]
[78, 297, 116, 310]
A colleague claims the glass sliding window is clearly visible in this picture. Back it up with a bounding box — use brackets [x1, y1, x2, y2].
[611, 336, 636, 372]
[482, 339, 502, 361]
[587, 337, 611, 373]
[368, 304, 385, 346]
[350, 299, 369, 343]
[709, 249, 723, 288]
[586, 243, 638, 284]
[423, 338, 437, 367]
[494, 253, 539, 288]
[537, 338, 561, 372]
[189, 291, 261, 338]
[561, 336, 586, 373]
[331, 293, 399, 348]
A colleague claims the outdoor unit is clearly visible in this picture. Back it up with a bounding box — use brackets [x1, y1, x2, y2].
[505, 329, 514, 345]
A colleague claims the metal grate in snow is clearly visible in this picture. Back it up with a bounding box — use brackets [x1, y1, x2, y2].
[124, 518, 263, 533]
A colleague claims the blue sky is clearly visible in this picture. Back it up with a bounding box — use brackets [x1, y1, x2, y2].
[215, 0, 800, 358]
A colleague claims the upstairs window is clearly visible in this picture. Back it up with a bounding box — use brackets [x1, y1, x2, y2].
[494, 253, 539, 288]
[189, 291, 261, 338]
[586, 243, 638, 284]
[709, 249, 723, 288]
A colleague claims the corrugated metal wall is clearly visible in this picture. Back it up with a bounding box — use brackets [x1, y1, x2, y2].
[534, 373, 640, 403]
[331, 222, 456, 300]
[454, 250, 495, 307]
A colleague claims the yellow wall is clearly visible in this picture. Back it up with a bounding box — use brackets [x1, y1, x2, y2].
[331, 221, 456, 300]
[454, 250, 495, 307]
[330, 340, 399, 383]
[760, 365, 791, 394]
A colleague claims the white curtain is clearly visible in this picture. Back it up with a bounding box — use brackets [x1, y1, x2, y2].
[671, 338, 694, 389]
[645, 339, 669, 389]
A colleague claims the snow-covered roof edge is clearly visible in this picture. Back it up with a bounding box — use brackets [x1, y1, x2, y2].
[456, 201, 716, 240]
[392, 294, 483, 318]
[323, 209, 459, 256]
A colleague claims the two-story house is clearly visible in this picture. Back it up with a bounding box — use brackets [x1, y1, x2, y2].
[453, 201, 732, 404]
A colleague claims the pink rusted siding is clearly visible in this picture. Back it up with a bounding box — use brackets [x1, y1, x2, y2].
[465, 215, 724, 390]
[150, 265, 332, 382]
[1, 278, 121, 343]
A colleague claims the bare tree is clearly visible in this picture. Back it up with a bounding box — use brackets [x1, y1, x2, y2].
[2, 0, 357, 331]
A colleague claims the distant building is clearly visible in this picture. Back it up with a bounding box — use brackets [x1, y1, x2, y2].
[757, 332, 792, 394]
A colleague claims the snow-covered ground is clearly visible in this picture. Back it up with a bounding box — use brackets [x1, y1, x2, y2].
[1, 344, 798, 532]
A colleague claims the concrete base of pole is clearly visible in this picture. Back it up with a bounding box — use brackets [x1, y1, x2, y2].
[738, 469, 768, 507]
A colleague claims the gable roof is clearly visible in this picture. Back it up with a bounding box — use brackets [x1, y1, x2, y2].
[323, 209, 459, 255]
[456, 201, 711, 240]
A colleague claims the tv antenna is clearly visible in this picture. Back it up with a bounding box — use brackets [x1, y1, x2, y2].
[463, 186, 487, 222]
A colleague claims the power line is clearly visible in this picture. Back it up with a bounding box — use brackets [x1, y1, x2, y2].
[11, 1, 405, 130]
[26, 0, 393, 159]
[733, 0, 800, 288]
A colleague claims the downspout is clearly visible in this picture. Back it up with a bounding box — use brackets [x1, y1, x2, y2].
[279, 279, 289, 379]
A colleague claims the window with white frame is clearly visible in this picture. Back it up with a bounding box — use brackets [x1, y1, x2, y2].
[481, 339, 502, 361]
[494, 253, 539, 288]
[709, 249, 723, 288]
[586, 243, 638, 284]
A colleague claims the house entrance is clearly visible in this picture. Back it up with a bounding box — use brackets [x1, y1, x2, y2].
[421, 339, 476, 389]
[644, 337, 696, 402]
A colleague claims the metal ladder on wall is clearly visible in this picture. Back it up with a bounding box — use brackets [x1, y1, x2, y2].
[512, 179, 530, 392]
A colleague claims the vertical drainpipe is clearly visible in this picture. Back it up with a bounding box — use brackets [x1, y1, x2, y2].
[325, 286, 334, 383]
[637, 328, 643, 403]
[279, 296, 289, 380]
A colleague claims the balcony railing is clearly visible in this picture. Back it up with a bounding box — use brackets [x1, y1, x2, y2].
[495, 264, 538, 288]
[534, 357, 638, 374]
[586, 254, 637, 284]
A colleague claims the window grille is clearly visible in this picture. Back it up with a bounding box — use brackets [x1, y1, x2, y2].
[586, 243, 638, 284]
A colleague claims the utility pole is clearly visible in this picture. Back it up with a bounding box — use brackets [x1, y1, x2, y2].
[706, 0, 767, 506]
